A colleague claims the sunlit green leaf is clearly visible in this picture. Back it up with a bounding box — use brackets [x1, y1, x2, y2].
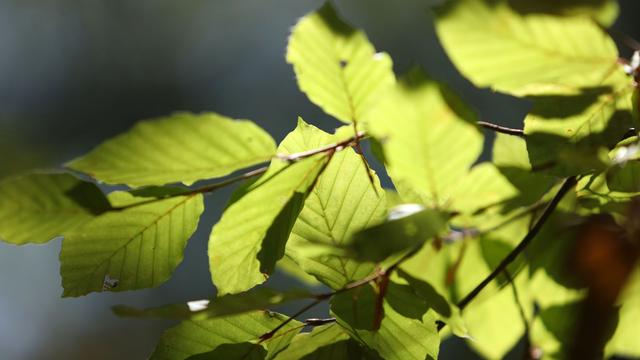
[524, 72, 635, 176]
[209, 120, 331, 295]
[492, 133, 556, 205]
[286, 147, 386, 289]
[507, 0, 619, 26]
[274, 324, 377, 360]
[365, 68, 483, 210]
[332, 286, 440, 360]
[60, 191, 204, 297]
[151, 311, 301, 360]
[276, 255, 322, 287]
[606, 267, 640, 358]
[112, 287, 313, 320]
[68, 112, 276, 187]
[0, 172, 109, 245]
[287, 3, 395, 123]
[435, 0, 620, 96]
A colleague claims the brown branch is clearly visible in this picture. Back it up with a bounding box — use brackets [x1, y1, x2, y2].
[477, 121, 525, 137]
[456, 176, 577, 310]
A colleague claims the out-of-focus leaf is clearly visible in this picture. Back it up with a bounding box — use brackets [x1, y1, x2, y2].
[435, 0, 620, 96]
[507, 0, 619, 26]
[68, 112, 276, 187]
[365, 68, 483, 210]
[112, 287, 313, 319]
[287, 3, 395, 124]
[492, 133, 556, 205]
[61, 191, 204, 297]
[606, 267, 640, 358]
[0, 172, 109, 245]
[524, 73, 635, 176]
[187, 343, 266, 360]
[348, 208, 448, 263]
[151, 311, 301, 360]
[276, 255, 322, 287]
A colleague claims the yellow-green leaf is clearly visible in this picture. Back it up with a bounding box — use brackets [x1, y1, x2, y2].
[0, 172, 109, 245]
[209, 120, 331, 295]
[68, 112, 276, 187]
[365, 68, 483, 210]
[435, 0, 619, 96]
[287, 3, 395, 123]
[60, 191, 204, 297]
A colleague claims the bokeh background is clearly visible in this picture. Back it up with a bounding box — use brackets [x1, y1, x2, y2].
[1, 0, 639, 358]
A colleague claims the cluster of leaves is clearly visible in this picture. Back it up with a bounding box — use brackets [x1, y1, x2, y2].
[2, 0, 640, 359]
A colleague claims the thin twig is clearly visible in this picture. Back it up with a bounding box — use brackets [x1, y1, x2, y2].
[456, 176, 577, 310]
[259, 248, 419, 341]
[477, 121, 525, 137]
[278, 131, 365, 162]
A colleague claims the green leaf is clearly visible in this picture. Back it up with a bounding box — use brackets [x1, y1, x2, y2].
[273, 324, 377, 360]
[348, 207, 448, 263]
[67, 112, 276, 187]
[112, 287, 313, 320]
[60, 191, 204, 297]
[507, 0, 619, 27]
[606, 267, 640, 358]
[287, 3, 395, 123]
[492, 133, 556, 205]
[188, 343, 267, 360]
[524, 72, 635, 175]
[365, 68, 483, 210]
[286, 148, 386, 289]
[435, 0, 620, 97]
[209, 120, 331, 295]
[332, 286, 440, 360]
[0, 172, 109, 245]
[276, 255, 322, 287]
[151, 311, 301, 360]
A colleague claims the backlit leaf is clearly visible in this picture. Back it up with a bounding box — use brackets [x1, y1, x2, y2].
[287, 3, 395, 123]
[435, 0, 619, 97]
[209, 120, 331, 295]
[286, 148, 386, 289]
[68, 112, 276, 187]
[60, 191, 204, 297]
[365, 68, 483, 210]
[151, 311, 301, 360]
[0, 172, 109, 245]
[524, 71, 635, 175]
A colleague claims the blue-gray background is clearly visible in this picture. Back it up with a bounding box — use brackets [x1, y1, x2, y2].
[1, 1, 639, 359]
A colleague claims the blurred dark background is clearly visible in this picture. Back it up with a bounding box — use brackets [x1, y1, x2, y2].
[1, 0, 639, 359]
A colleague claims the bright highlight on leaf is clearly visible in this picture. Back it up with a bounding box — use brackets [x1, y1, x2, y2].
[68, 112, 277, 187]
[0, 173, 109, 245]
[60, 191, 204, 297]
[435, 0, 620, 96]
[287, 3, 395, 123]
